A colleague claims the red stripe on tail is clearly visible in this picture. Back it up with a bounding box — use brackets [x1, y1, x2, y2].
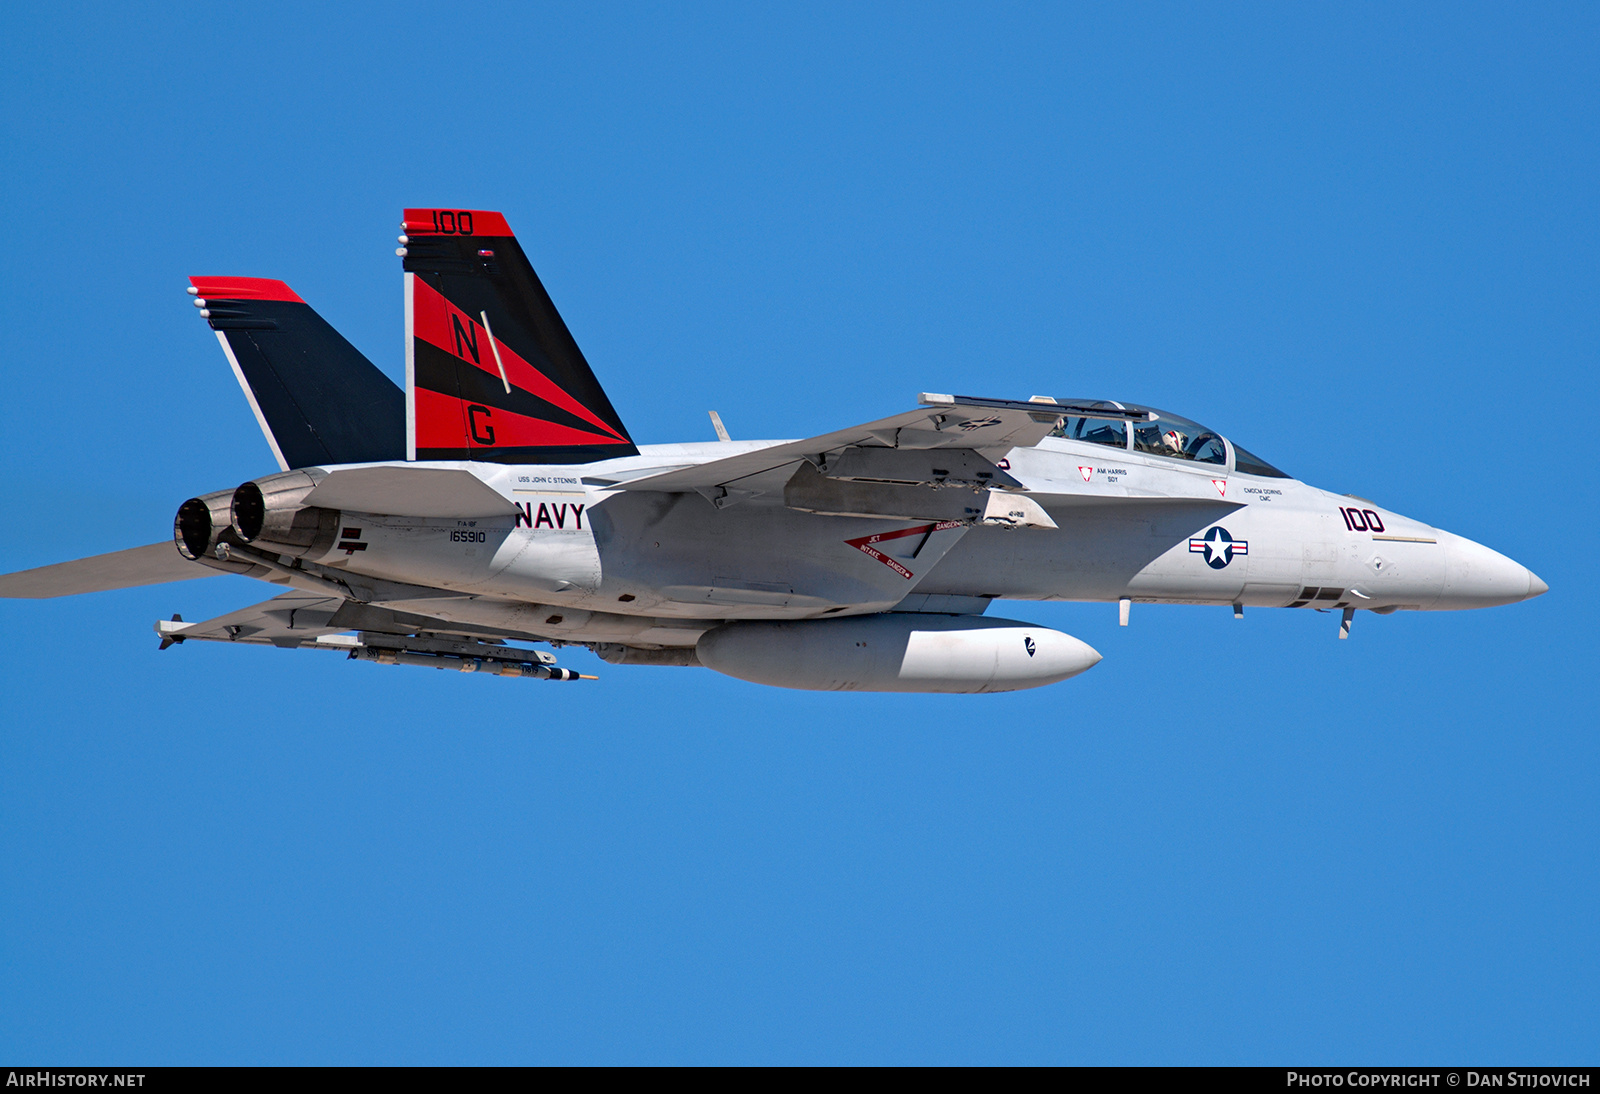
[402, 208, 514, 238]
[413, 388, 633, 452]
[410, 278, 628, 442]
[188, 276, 304, 303]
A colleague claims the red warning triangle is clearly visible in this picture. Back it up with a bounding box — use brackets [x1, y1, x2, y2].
[1078, 466, 1093, 482]
[1212, 479, 1228, 497]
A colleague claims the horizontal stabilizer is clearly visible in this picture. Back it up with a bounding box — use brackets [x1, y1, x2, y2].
[0, 542, 213, 599]
[302, 466, 517, 518]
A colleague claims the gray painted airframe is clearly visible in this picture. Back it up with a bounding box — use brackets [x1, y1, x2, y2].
[0, 209, 1547, 693]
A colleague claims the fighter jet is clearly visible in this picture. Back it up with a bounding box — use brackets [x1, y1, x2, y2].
[0, 208, 1548, 692]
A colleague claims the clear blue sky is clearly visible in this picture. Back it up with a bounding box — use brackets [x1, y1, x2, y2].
[1, 1, 1595, 1064]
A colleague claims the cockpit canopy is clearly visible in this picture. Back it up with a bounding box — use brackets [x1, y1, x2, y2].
[1050, 400, 1288, 478]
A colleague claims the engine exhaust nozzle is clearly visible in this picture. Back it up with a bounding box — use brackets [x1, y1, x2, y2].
[173, 489, 236, 561]
[230, 469, 337, 558]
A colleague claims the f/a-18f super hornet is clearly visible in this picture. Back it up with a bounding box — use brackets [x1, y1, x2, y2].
[0, 208, 1548, 692]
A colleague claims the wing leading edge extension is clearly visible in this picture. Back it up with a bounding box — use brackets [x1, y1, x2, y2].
[595, 396, 1234, 524]
[605, 395, 1075, 495]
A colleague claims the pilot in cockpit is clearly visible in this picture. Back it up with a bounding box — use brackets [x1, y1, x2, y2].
[1131, 417, 1224, 464]
[1133, 423, 1164, 456]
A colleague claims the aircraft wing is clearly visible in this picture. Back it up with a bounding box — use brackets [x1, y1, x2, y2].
[155, 590, 346, 647]
[153, 590, 554, 648]
[153, 591, 575, 676]
[0, 542, 216, 599]
[608, 395, 1075, 494]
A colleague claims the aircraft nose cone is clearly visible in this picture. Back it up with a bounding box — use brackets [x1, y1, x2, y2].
[1437, 531, 1545, 609]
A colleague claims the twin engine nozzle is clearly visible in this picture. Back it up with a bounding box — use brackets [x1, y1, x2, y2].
[174, 470, 339, 563]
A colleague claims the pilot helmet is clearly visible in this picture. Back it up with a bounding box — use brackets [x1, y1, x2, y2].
[1162, 429, 1188, 454]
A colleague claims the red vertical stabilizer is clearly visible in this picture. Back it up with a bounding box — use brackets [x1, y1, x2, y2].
[401, 208, 636, 464]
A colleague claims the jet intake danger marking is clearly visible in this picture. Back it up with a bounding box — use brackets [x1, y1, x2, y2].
[515, 501, 586, 530]
[845, 521, 963, 579]
[1189, 526, 1248, 569]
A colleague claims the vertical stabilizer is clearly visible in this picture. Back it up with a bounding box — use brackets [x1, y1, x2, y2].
[190, 277, 404, 470]
[399, 209, 637, 464]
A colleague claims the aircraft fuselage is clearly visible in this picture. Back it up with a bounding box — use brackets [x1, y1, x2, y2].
[287, 434, 1542, 652]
